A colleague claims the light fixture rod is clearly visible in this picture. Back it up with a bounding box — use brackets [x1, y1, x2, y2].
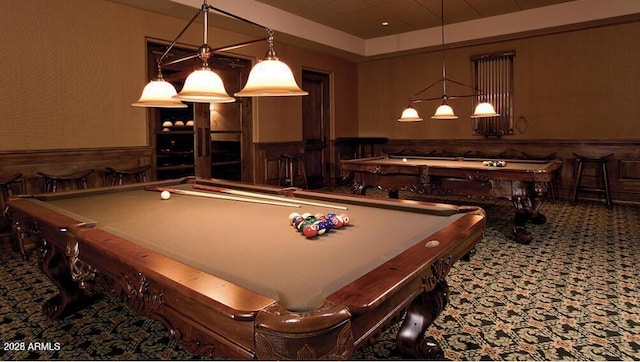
[160, 39, 266, 67]
[212, 38, 267, 54]
[203, 1, 208, 45]
[153, 1, 273, 69]
[440, 0, 447, 97]
[204, 3, 268, 32]
[157, 10, 202, 66]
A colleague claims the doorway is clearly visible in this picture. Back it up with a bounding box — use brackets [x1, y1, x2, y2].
[302, 70, 331, 189]
[146, 42, 252, 182]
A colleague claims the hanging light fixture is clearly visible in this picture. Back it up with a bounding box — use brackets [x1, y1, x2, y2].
[132, 0, 307, 108]
[397, 105, 423, 122]
[398, 0, 499, 121]
[235, 29, 308, 96]
[131, 64, 187, 108]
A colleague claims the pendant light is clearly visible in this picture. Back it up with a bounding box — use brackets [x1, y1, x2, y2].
[132, 0, 307, 108]
[132, 66, 187, 108]
[398, 0, 498, 121]
[235, 29, 308, 97]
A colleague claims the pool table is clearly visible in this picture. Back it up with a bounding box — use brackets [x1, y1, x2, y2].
[7, 177, 485, 360]
[341, 155, 562, 244]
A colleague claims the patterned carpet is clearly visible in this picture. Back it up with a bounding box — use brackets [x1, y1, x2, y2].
[1, 190, 639, 360]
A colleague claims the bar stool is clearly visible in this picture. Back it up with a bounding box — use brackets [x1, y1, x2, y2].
[37, 169, 94, 193]
[571, 153, 613, 209]
[277, 154, 308, 188]
[105, 165, 150, 185]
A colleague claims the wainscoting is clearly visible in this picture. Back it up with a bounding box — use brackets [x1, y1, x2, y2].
[2, 140, 638, 205]
[0, 147, 153, 194]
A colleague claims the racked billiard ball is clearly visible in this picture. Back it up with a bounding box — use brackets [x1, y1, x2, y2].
[329, 215, 343, 229]
[291, 215, 304, 226]
[288, 212, 301, 224]
[320, 218, 334, 231]
[302, 224, 319, 238]
[297, 220, 312, 232]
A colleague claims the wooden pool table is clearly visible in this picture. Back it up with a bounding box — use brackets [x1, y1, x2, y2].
[341, 155, 562, 244]
[7, 177, 485, 360]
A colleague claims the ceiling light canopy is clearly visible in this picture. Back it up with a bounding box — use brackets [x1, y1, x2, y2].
[397, 0, 498, 122]
[133, 0, 307, 108]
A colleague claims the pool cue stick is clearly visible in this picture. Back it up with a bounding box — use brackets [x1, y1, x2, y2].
[146, 186, 301, 208]
[193, 184, 348, 210]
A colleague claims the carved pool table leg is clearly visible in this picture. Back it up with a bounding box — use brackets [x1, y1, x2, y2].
[512, 192, 551, 244]
[396, 258, 451, 359]
[40, 239, 94, 319]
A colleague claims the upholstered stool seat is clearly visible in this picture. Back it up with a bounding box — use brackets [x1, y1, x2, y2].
[571, 153, 613, 209]
[37, 169, 94, 193]
[106, 165, 150, 186]
[277, 154, 308, 189]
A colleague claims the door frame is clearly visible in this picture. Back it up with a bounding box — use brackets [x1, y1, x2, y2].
[302, 69, 331, 188]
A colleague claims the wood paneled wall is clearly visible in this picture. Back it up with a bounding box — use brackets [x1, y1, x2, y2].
[3, 140, 638, 206]
[253, 142, 306, 186]
[0, 147, 153, 194]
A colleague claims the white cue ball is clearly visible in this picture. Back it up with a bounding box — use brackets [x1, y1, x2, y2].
[402, 158, 408, 163]
[160, 191, 171, 200]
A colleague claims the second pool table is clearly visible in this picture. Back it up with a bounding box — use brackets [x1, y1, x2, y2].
[341, 155, 562, 244]
[7, 177, 485, 360]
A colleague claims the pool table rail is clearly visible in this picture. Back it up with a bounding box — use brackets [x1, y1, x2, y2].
[68, 226, 288, 359]
[327, 208, 485, 356]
